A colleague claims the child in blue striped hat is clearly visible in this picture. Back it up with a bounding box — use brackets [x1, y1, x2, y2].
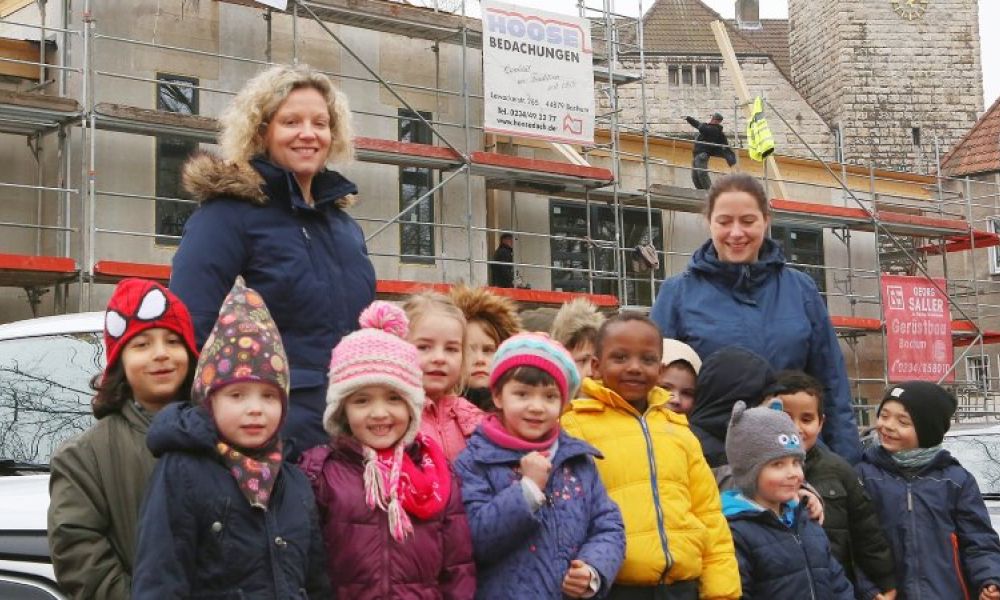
[454, 333, 625, 599]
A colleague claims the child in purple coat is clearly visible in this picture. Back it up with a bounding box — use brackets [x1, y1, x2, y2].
[298, 301, 475, 600]
[454, 333, 625, 599]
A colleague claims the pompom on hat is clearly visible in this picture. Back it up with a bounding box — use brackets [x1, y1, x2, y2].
[103, 278, 198, 381]
[324, 301, 425, 443]
[489, 332, 581, 404]
[725, 399, 805, 496]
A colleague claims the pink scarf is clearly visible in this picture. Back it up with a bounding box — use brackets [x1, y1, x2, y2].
[479, 413, 559, 452]
[363, 432, 451, 543]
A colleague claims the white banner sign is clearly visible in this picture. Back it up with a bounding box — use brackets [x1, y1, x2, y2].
[481, 1, 595, 144]
[253, 0, 288, 10]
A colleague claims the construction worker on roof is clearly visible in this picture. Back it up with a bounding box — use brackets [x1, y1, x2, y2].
[686, 112, 738, 190]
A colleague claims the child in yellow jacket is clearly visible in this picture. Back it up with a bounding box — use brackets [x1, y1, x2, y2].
[561, 312, 740, 600]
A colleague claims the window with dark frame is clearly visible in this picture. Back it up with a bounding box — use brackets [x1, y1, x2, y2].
[668, 65, 679, 86]
[155, 73, 199, 245]
[966, 355, 992, 390]
[681, 65, 693, 85]
[549, 200, 665, 305]
[398, 109, 435, 263]
[709, 66, 720, 86]
[770, 223, 827, 295]
[695, 65, 707, 86]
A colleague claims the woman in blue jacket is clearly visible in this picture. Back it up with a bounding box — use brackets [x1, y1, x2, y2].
[650, 174, 861, 463]
[170, 65, 376, 458]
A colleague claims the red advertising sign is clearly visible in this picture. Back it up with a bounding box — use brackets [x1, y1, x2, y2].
[881, 275, 953, 382]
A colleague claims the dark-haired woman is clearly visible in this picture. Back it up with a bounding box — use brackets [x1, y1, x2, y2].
[47, 279, 198, 599]
[651, 174, 862, 463]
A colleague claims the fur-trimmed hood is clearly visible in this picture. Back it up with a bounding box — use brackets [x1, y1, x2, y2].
[550, 298, 605, 349]
[182, 151, 356, 208]
[450, 285, 522, 343]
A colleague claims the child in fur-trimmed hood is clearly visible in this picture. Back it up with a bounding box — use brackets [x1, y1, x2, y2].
[550, 298, 605, 381]
[451, 285, 522, 411]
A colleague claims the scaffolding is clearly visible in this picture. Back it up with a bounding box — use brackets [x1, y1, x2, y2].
[1, 0, 1000, 420]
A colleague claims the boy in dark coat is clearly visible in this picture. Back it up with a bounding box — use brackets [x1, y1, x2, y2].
[858, 381, 1000, 600]
[132, 280, 329, 599]
[722, 400, 854, 600]
[773, 370, 896, 599]
[455, 333, 625, 599]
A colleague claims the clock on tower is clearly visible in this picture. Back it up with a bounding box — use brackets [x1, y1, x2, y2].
[891, 0, 929, 20]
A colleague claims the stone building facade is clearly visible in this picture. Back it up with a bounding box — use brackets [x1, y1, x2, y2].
[789, 0, 984, 173]
[606, 0, 837, 162]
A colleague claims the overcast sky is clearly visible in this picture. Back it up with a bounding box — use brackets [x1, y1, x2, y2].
[481, 0, 999, 111]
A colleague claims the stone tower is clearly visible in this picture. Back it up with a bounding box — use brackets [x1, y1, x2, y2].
[788, 0, 983, 173]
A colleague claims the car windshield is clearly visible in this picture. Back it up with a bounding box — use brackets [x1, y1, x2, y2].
[0, 332, 101, 466]
[943, 433, 1000, 495]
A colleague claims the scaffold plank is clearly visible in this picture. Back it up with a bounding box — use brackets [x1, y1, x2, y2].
[471, 151, 614, 189]
[0, 253, 77, 287]
[377, 278, 618, 307]
[830, 316, 1000, 346]
[216, 1, 639, 84]
[830, 316, 882, 332]
[354, 136, 463, 169]
[0, 89, 81, 136]
[952, 321, 1000, 346]
[218, 0, 484, 46]
[88, 104, 614, 189]
[88, 259, 619, 308]
[916, 230, 1000, 255]
[92, 260, 170, 284]
[94, 103, 219, 143]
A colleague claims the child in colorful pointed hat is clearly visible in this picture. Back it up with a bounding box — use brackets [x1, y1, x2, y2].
[192, 278, 290, 509]
[132, 279, 330, 598]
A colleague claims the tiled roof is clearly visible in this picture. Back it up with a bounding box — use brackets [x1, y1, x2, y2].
[630, 0, 763, 56]
[941, 95, 1000, 177]
[729, 19, 791, 77]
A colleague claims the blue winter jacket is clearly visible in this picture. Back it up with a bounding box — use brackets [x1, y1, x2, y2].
[722, 490, 854, 600]
[856, 446, 1000, 600]
[170, 153, 376, 392]
[132, 403, 330, 600]
[454, 428, 626, 599]
[651, 238, 862, 464]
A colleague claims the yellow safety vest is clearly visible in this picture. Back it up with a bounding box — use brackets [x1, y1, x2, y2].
[746, 96, 775, 161]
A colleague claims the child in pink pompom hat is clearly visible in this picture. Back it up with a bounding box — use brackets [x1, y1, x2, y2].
[299, 301, 475, 599]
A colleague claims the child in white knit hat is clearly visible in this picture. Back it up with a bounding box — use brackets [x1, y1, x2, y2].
[298, 301, 475, 598]
[659, 338, 701, 415]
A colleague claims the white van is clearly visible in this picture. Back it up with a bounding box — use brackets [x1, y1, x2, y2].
[0, 311, 103, 599]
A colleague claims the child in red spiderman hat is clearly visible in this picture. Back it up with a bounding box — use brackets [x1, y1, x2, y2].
[48, 278, 199, 599]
